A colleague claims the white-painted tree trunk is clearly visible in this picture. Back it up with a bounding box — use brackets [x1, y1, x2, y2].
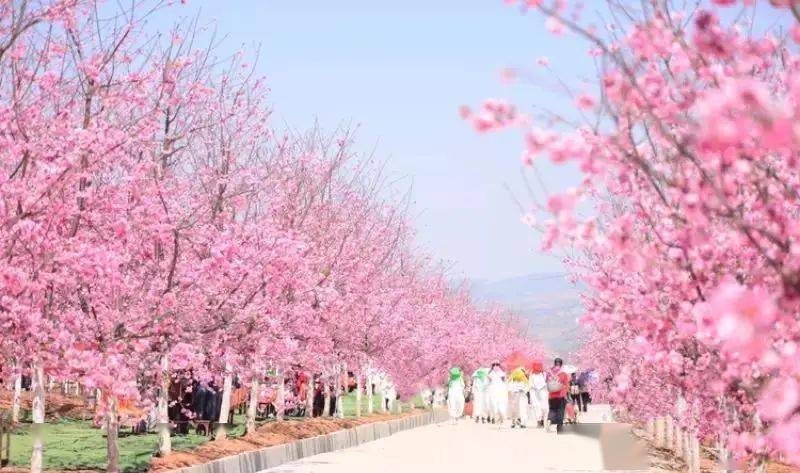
[716, 435, 730, 472]
[276, 368, 285, 421]
[106, 396, 120, 473]
[380, 378, 388, 414]
[322, 377, 331, 417]
[655, 416, 665, 448]
[689, 433, 700, 473]
[157, 355, 171, 456]
[683, 430, 691, 465]
[216, 365, 233, 439]
[305, 373, 314, 418]
[246, 375, 259, 435]
[30, 362, 45, 473]
[646, 418, 655, 439]
[335, 365, 344, 419]
[665, 416, 673, 452]
[355, 375, 362, 418]
[335, 391, 344, 418]
[366, 374, 374, 415]
[11, 373, 22, 423]
[675, 427, 683, 458]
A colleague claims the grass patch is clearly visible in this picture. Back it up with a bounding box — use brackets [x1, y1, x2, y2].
[339, 391, 428, 418]
[6, 415, 248, 473]
[6, 393, 428, 471]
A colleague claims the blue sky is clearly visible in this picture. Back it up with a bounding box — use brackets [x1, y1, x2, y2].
[153, 1, 599, 280]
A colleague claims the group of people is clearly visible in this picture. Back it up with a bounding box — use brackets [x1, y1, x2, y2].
[445, 358, 592, 434]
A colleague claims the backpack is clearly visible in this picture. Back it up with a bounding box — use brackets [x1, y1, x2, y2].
[546, 373, 564, 393]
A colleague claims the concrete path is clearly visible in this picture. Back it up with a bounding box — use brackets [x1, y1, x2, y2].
[260, 405, 651, 473]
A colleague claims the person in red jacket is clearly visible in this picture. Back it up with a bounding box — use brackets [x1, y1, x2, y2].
[547, 357, 570, 433]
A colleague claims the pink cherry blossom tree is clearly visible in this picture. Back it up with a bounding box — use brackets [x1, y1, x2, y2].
[471, 0, 800, 468]
[2, 2, 543, 472]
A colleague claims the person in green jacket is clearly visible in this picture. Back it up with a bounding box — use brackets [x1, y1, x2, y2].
[447, 367, 465, 424]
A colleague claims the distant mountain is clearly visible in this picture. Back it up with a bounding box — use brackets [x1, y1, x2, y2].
[467, 273, 586, 358]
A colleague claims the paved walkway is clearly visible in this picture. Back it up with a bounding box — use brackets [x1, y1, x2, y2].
[260, 405, 652, 473]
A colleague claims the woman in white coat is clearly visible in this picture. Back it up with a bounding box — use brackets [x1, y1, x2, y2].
[508, 367, 529, 428]
[470, 368, 488, 423]
[485, 362, 508, 424]
[447, 367, 465, 424]
[528, 362, 548, 428]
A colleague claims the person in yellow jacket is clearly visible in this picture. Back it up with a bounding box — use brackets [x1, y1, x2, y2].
[507, 367, 529, 428]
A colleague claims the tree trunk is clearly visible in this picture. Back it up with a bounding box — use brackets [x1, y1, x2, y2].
[30, 362, 45, 473]
[665, 416, 673, 452]
[380, 381, 387, 414]
[276, 369, 285, 421]
[655, 416, 665, 448]
[335, 365, 344, 419]
[11, 373, 22, 423]
[305, 373, 314, 418]
[106, 396, 120, 473]
[674, 427, 683, 459]
[322, 377, 331, 417]
[683, 430, 691, 465]
[366, 374, 374, 415]
[355, 375, 362, 418]
[335, 390, 344, 418]
[157, 355, 171, 456]
[216, 365, 233, 439]
[690, 434, 700, 473]
[246, 375, 259, 435]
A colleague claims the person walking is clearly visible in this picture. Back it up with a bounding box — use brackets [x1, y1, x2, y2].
[507, 367, 529, 428]
[447, 367, 466, 424]
[577, 370, 592, 413]
[471, 368, 489, 423]
[527, 361, 548, 428]
[546, 358, 570, 433]
[485, 362, 508, 424]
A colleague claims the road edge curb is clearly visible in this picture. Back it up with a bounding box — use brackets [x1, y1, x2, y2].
[174, 409, 449, 473]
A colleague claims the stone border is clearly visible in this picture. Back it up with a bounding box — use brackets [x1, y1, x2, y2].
[175, 410, 450, 473]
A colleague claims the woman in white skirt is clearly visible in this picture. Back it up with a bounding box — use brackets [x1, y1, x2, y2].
[447, 367, 465, 424]
[508, 367, 529, 428]
[528, 361, 548, 428]
[485, 362, 508, 424]
[470, 368, 488, 423]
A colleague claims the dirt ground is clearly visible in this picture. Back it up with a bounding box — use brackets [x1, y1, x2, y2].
[633, 428, 798, 473]
[0, 391, 93, 421]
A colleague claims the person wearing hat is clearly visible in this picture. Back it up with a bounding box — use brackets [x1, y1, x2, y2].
[527, 361, 548, 428]
[507, 366, 529, 428]
[486, 362, 508, 424]
[447, 366, 465, 424]
[470, 368, 489, 423]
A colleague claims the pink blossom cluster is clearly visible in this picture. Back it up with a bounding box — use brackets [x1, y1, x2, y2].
[0, 1, 539, 466]
[481, 0, 800, 468]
